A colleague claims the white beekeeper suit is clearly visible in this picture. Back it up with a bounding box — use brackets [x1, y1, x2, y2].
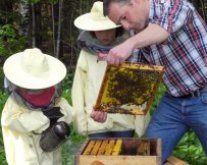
[72, 49, 150, 137]
[72, 1, 150, 137]
[1, 48, 73, 165]
[1, 95, 72, 165]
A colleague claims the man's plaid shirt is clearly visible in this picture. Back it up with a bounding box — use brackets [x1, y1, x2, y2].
[132, 0, 207, 97]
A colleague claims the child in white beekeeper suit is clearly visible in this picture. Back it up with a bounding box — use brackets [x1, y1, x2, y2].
[1, 48, 73, 165]
[72, 1, 150, 138]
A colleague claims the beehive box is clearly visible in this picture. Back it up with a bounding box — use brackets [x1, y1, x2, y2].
[75, 138, 161, 165]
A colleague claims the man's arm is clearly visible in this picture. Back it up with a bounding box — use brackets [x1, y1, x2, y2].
[106, 24, 169, 64]
[130, 24, 169, 49]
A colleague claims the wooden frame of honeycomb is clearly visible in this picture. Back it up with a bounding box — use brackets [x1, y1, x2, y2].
[94, 63, 164, 115]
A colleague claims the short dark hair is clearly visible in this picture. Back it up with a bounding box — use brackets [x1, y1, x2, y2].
[103, 0, 130, 16]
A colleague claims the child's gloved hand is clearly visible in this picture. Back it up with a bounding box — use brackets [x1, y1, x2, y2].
[42, 107, 64, 120]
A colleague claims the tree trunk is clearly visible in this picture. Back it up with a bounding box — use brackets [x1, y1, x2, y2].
[56, 0, 63, 58]
[51, 3, 56, 55]
[31, 3, 36, 47]
[18, 0, 29, 37]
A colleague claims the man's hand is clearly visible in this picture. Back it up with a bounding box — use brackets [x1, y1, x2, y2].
[106, 24, 169, 65]
[106, 39, 134, 64]
[90, 108, 107, 123]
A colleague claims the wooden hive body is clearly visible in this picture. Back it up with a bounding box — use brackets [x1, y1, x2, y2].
[75, 138, 161, 165]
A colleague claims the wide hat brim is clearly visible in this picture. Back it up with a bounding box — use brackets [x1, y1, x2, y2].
[74, 13, 120, 31]
[3, 52, 67, 90]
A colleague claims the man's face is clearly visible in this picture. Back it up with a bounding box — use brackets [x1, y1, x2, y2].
[108, 0, 149, 32]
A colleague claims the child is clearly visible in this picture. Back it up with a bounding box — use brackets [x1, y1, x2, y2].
[72, 1, 150, 138]
[1, 48, 73, 165]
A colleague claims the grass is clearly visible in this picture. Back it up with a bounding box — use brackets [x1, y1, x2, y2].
[1, 77, 207, 164]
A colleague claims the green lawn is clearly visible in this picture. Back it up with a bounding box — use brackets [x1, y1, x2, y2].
[0, 80, 207, 164]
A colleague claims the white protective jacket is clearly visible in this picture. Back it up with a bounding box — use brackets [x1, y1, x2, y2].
[1, 94, 73, 165]
[72, 50, 150, 136]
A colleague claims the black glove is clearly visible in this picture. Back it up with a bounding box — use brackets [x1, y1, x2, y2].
[42, 107, 64, 125]
[42, 107, 63, 119]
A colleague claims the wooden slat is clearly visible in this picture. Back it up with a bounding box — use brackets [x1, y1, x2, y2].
[167, 156, 189, 165]
[79, 155, 159, 165]
[156, 139, 162, 157]
[83, 140, 96, 155]
[91, 140, 102, 155]
[104, 139, 115, 155]
[112, 139, 123, 155]
[97, 140, 108, 155]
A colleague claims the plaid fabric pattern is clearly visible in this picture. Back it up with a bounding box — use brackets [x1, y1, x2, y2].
[136, 0, 207, 97]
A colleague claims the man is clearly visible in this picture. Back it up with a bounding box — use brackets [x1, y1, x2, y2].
[94, 0, 207, 163]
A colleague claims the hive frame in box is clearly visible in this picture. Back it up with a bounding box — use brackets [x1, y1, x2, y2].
[75, 138, 161, 165]
[94, 63, 164, 115]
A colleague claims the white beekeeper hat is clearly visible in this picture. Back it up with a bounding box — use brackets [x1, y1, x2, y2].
[3, 48, 67, 90]
[74, 1, 120, 31]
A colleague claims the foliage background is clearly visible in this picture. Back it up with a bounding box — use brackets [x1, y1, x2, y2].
[1, 0, 207, 165]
